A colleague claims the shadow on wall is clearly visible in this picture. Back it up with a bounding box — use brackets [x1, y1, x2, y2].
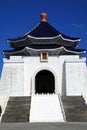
[0, 106, 2, 116]
[62, 62, 66, 95]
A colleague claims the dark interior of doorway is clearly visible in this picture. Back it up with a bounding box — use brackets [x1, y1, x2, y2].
[35, 70, 55, 94]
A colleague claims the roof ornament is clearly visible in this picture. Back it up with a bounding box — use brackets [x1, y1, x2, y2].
[40, 13, 47, 22]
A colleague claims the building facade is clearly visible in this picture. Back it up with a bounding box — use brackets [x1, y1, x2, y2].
[0, 13, 87, 122]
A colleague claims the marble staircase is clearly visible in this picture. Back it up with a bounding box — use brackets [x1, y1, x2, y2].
[1, 97, 31, 123]
[61, 96, 87, 122]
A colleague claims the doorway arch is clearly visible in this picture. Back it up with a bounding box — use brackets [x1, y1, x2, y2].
[35, 70, 55, 94]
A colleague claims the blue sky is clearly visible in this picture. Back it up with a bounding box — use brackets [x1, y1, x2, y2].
[0, 0, 87, 76]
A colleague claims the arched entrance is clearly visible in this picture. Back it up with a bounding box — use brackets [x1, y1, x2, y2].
[35, 70, 55, 94]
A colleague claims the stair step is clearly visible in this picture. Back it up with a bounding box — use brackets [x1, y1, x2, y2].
[1, 96, 31, 123]
[8, 96, 30, 101]
[1, 114, 29, 123]
[61, 96, 87, 122]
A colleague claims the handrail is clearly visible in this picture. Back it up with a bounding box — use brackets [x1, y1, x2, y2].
[58, 93, 66, 121]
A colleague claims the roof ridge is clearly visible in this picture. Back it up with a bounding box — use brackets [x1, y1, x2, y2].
[24, 22, 41, 36]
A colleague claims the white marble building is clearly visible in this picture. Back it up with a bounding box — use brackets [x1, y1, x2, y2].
[0, 13, 87, 121]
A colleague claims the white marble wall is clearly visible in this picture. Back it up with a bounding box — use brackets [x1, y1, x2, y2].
[0, 56, 24, 96]
[0, 55, 87, 97]
[65, 58, 87, 95]
[23, 56, 64, 96]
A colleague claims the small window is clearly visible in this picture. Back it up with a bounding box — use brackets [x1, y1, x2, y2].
[41, 52, 48, 62]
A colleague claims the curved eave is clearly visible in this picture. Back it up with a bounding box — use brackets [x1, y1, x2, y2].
[27, 35, 81, 42]
[7, 34, 80, 43]
[7, 36, 28, 43]
[3, 46, 85, 57]
[27, 35, 78, 48]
